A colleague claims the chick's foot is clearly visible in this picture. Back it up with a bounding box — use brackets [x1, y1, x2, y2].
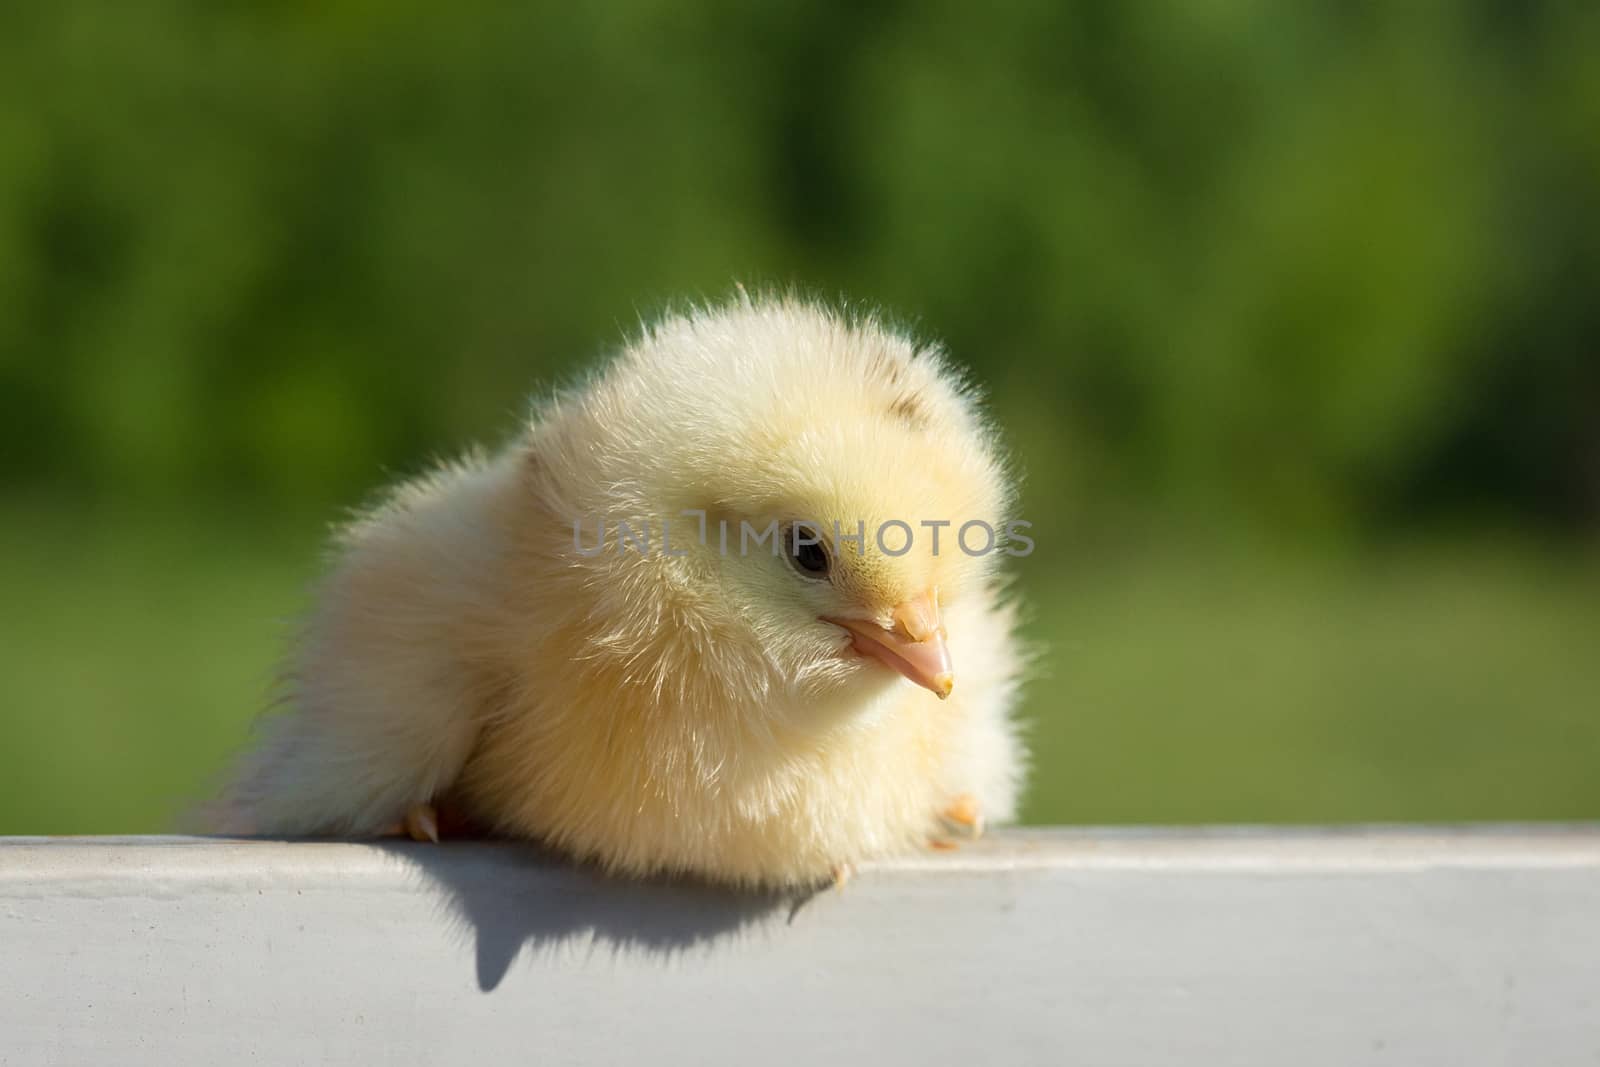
[403, 802, 441, 843]
[378, 802, 441, 842]
[938, 793, 985, 840]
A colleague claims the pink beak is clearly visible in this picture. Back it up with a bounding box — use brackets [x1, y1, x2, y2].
[824, 588, 954, 699]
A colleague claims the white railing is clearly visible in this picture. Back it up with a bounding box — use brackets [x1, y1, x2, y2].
[3, 827, 1598, 1065]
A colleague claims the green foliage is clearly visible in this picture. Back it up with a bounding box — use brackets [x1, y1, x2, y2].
[2, 2, 1597, 530]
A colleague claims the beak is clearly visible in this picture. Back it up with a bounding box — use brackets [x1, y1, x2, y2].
[824, 588, 955, 699]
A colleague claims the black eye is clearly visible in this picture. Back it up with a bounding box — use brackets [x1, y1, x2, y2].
[787, 523, 832, 579]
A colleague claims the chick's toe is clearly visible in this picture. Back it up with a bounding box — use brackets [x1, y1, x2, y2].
[403, 803, 440, 843]
[939, 793, 985, 840]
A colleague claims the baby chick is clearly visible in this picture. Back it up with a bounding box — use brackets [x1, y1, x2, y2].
[212, 294, 1027, 889]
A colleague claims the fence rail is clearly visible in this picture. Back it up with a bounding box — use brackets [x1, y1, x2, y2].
[4, 827, 1598, 1065]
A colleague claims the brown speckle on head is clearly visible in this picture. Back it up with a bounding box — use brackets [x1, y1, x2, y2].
[887, 390, 930, 429]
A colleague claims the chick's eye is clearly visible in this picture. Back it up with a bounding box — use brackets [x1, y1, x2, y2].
[787, 524, 832, 579]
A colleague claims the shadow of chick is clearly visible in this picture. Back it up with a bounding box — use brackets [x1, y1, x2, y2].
[368, 839, 819, 992]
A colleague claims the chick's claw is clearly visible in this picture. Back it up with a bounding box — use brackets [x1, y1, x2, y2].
[939, 793, 985, 840]
[403, 802, 440, 843]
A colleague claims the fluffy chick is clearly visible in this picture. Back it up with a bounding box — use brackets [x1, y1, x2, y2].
[211, 295, 1027, 889]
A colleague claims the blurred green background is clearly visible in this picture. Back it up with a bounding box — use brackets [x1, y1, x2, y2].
[2, 2, 1597, 833]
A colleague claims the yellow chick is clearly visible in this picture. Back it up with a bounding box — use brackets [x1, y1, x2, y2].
[211, 294, 1027, 888]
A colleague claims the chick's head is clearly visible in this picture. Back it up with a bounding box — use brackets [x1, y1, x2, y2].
[534, 296, 1016, 721]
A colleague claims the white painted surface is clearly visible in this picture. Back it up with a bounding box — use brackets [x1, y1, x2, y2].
[2, 827, 1598, 1066]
